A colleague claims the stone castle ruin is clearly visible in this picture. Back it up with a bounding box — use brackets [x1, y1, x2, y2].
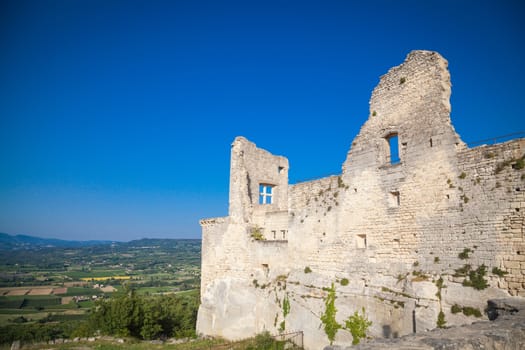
[197, 51, 525, 349]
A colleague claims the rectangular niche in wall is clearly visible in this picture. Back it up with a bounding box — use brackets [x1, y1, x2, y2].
[388, 191, 400, 207]
[357, 234, 367, 249]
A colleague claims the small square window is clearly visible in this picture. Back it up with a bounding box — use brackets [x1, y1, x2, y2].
[259, 184, 273, 204]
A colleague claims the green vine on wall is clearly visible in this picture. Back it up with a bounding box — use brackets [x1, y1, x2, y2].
[278, 293, 291, 333]
[320, 283, 372, 345]
[320, 283, 340, 345]
[282, 294, 290, 318]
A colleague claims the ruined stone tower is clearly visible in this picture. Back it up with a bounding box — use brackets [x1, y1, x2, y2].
[197, 51, 525, 349]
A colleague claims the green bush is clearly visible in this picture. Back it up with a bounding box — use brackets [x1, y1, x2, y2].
[344, 308, 372, 345]
[89, 288, 199, 340]
[462, 306, 482, 317]
[304, 266, 312, 274]
[340, 278, 349, 286]
[246, 331, 285, 350]
[250, 226, 265, 241]
[451, 304, 462, 314]
[436, 310, 446, 328]
[462, 264, 489, 290]
[0, 321, 84, 345]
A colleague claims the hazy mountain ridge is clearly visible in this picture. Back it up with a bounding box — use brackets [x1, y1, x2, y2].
[0, 233, 201, 251]
[0, 232, 114, 250]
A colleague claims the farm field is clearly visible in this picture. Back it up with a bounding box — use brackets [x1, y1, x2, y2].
[0, 238, 201, 335]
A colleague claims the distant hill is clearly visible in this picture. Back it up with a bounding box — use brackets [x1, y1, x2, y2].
[0, 232, 114, 250]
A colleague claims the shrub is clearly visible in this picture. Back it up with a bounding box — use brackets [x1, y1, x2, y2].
[434, 277, 445, 300]
[462, 306, 482, 317]
[344, 308, 372, 345]
[451, 304, 462, 314]
[436, 310, 446, 328]
[454, 264, 471, 277]
[462, 264, 489, 290]
[459, 172, 467, 179]
[340, 278, 349, 286]
[250, 226, 265, 241]
[458, 248, 472, 260]
[304, 266, 312, 274]
[282, 295, 290, 318]
[278, 320, 285, 333]
[492, 267, 508, 277]
[250, 331, 275, 350]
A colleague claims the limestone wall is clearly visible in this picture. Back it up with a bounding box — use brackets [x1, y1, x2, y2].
[197, 50, 525, 350]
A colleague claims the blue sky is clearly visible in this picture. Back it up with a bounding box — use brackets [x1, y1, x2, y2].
[1, 0, 524, 241]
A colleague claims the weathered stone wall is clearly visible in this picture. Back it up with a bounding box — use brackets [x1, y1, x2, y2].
[197, 50, 525, 350]
[326, 298, 525, 350]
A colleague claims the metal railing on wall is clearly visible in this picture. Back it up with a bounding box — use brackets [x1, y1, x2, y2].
[203, 331, 304, 349]
[467, 131, 525, 147]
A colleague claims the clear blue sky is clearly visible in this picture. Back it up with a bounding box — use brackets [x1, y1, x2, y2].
[1, 0, 524, 241]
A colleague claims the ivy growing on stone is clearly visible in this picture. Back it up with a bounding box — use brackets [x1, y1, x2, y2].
[320, 283, 340, 345]
[320, 283, 372, 345]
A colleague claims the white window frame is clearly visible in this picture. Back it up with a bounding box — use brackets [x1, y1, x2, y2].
[259, 184, 273, 204]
